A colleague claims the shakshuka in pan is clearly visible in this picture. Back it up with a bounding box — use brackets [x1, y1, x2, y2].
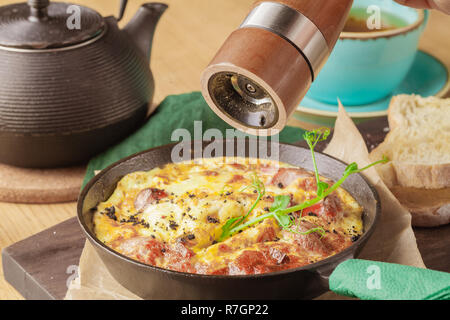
[93, 157, 363, 275]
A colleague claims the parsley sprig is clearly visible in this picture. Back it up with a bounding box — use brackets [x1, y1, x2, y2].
[304, 128, 331, 197]
[218, 129, 389, 242]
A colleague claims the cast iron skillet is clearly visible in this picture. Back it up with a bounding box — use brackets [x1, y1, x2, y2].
[77, 140, 380, 300]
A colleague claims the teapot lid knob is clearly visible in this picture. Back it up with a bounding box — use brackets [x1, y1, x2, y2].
[27, 0, 50, 21]
[0, 0, 105, 50]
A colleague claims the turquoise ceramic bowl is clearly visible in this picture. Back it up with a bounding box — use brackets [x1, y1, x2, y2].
[306, 0, 428, 106]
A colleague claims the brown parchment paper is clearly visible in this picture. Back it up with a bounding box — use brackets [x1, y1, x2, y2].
[65, 106, 425, 300]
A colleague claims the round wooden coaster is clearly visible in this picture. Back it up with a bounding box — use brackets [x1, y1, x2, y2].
[0, 163, 86, 204]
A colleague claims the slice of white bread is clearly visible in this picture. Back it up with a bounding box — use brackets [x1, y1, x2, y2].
[370, 94, 450, 189]
[369, 94, 450, 227]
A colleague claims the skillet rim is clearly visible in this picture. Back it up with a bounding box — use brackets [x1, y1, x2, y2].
[77, 140, 381, 280]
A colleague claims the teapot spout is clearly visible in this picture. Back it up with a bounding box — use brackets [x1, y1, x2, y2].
[124, 3, 168, 62]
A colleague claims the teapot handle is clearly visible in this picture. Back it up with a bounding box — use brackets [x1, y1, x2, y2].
[117, 0, 128, 21]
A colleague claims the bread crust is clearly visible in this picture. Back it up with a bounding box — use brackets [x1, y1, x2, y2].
[389, 185, 450, 227]
[386, 95, 406, 130]
[370, 144, 450, 189]
[393, 162, 450, 189]
[408, 204, 450, 228]
[370, 94, 450, 226]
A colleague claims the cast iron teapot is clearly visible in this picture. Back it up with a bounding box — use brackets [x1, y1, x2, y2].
[0, 0, 167, 168]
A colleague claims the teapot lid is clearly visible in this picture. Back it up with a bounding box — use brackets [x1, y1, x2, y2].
[0, 0, 105, 50]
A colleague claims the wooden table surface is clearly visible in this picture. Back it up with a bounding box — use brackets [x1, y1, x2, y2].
[0, 0, 449, 300]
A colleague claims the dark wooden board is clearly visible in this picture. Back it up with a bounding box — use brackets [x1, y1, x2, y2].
[2, 118, 449, 300]
[2, 218, 85, 300]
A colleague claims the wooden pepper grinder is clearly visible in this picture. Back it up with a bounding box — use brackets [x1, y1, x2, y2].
[201, 0, 353, 136]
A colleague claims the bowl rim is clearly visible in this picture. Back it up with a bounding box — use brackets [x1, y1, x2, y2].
[77, 140, 381, 281]
[340, 8, 425, 40]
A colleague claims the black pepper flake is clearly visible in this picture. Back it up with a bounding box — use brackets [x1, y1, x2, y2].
[188, 194, 195, 198]
[307, 212, 318, 217]
[225, 191, 232, 196]
[128, 214, 138, 221]
[106, 206, 115, 213]
[207, 216, 220, 224]
[351, 235, 361, 242]
[161, 248, 166, 253]
[104, 206, 117, 221]
[278, 182, 284, 189]
[169, 221, 179, 230]
[187, 234, 195, 240]
[121, 213, 152, 229]
[264, 207, 270, 212]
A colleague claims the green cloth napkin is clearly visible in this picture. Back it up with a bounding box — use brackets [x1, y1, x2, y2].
[82, 92, 305, 188]
[330, 259, 450, 300]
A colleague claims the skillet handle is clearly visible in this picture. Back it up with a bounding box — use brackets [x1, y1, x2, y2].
[315, 255, 355, 291]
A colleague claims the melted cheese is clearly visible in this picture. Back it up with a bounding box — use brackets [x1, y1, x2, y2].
[93, 158, 364, 275]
